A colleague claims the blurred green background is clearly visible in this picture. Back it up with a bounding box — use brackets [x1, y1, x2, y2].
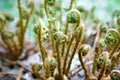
[0, 0, 120, 41]
[1, 0, 120, 21]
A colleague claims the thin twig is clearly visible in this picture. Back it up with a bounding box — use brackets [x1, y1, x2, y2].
[70, 61, 93, 78]
[0, 72, 18, 76]
[17, 61, 33, 74]
[17, 68, 24, 80]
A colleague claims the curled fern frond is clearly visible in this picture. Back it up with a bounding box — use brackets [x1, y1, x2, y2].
[97, 52, 109, 68]
[110, 70, 120, 80]
[50, 57, 57, 71]
[2, 30, 14, 39]
[105, 29, 120, 46]
[97, 52, 109, 80]
[78, 44, 90, 78]
[33, 24, 40, 34]
[67, 9, 80, 24]
[32, 63, 42, 73]
[79, 44, 90, 56]
[54, 31, 68, 44]
[3, 12, 14, 21]
[100, 23, 108, 33]
[26, 0, 34, 8]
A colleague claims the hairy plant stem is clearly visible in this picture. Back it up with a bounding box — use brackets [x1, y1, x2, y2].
[69, 0, 74, 10]
[63, 35, 74, 74]
[63, 25, 78, 74]
[66, 25, 83, 75]
[61, 0, 75, 56]
[24, 5, 34, 32]
[17, 0, 34, 59]
[66, 42, 79, 75]
[12, 38, 19, 57]
[107, 29, 120, 59]
[56, 41, 63, 80]
[38, 24, 47, 61]
[78, 51, 89, 79]
[106, 52, 120, 76]
[44, 1, 49, 18]
[49, 21, 56, 53]
[44, 0, 56, 54]
[92, 26, 102, 74]
[71, 61, 93, 78]
[97, 62, 107, 80]
[1, 36, 13, 54]
[61, 22, 69, 56]
[109, 43, 120, 59]
[17, 0, 24, 53]
[37, 22, 48, 78]
[97, 53, 108, 80]
[59, 0, 62, 24]
[34, 72, 45, 80]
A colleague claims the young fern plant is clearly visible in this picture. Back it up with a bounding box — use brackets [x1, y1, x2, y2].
[33, 19, 55, 79]
[32, 0, 84, 79]
[77, 44, 107, 80]
[63, 9, 81, 75]
[66, 23, 83, 75]
[97, 52, 109, 80]
[78, 44, 91, 79]
[54, 31, 68, 80]
[104, 29, 120, 59]
[61, 0, 76, 56]
[17, 0, 34, 56]
[91, 28, 120, 79]
[106, 51, 120, 76]
[33, 19, 68, 80]
[44, 0, 57, 56]
[31, 0, 120, 80]
[92, 23, 108, 74]
[32, 63, 44, 80]
[0, 0, 34, 60]
[33, 0, 120, 80]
